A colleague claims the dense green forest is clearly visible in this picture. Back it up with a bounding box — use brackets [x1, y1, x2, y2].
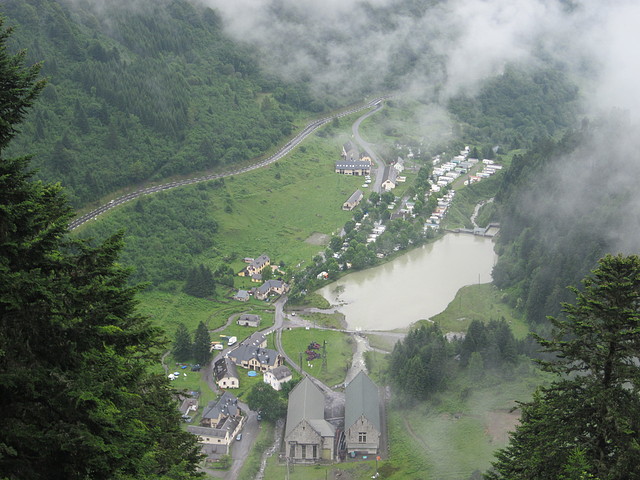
[2, 0, 319, 206]
[491, 115, 640, 325]
[448, 64, 581, 150]
[0, 21, 203, 479]
[74, 182, 220, 286]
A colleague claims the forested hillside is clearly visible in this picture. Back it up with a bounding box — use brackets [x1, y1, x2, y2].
[448, 64, 581, 151]
[491, 116, 640, 325]
[2, 0, 315, 206]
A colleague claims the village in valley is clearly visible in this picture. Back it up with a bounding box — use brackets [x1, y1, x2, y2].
[177, 136, 503, 475]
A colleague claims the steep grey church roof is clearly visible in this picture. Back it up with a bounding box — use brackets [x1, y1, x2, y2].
[344, 371, 381, 432]
[285, 376, 335, 438]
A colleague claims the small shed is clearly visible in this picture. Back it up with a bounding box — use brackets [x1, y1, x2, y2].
[234, 290, 250, 302]
[237, 314, 261, 327]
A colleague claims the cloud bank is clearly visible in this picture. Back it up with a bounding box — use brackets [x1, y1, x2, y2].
[197, 0, 640, 118]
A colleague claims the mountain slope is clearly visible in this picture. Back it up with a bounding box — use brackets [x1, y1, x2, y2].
[3, 0, 311, 206]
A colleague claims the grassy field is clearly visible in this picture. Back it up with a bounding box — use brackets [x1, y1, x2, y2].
[382, 364, 547, 480]
[280, 327, 354, 388]
[295, 311, 346, 329]
[429, 283, 530, 339]
[358, 99, 455, 154]
[205, 123, 366, 269]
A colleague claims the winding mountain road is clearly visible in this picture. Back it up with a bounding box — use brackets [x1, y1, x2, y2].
[69, 97, 389, 231]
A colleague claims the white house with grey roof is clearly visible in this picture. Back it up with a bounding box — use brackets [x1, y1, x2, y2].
[381, 165, 398, 191]
[285, 376, 336, 463]
[263, 365, 292, 391]
[213, 357, 239, 389]
[344, 371, 381, 455]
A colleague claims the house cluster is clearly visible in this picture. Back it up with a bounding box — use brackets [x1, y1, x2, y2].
[233, 254, 290, 302]
[187, 391, 244, 458]
[255, 279, 289, 300]
[235, 283, 289, 302]
[213, 332, 284, 382]
[366, 222, 386, 244]
[464, 159, 503, 184]
[424, 146, 503, 230]
[424, 190, 456, 230]
[430, 148, 502, 192]
[429, 146, 478, 193]
[191, 331, 293, 460]
[284, 371, 382, 463]
[237, 255, 271, 281]
[335, 142, 372, 176]
[228, 332, 284, 372]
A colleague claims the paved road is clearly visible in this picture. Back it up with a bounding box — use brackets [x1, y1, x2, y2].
[352, 101, 386, 194]
[68, 97, 389, 231]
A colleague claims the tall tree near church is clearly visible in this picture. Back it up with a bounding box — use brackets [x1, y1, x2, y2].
[0, 19, 202, 479]
[192, 321, 211, 365]
[487, 254, 640, 480]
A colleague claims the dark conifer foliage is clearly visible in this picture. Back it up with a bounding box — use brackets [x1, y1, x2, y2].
[389, 319, 524, 402]
[192, 321, 211, 365]
[389, 323, 452, 399]
[184, 264, 215, 298]
[487, 255, 640, 479]
[2, 0, 306, 206]
[0, 19, 203, 479]
[173, 323, 192, 363]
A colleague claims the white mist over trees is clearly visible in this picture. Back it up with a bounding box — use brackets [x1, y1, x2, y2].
[201, 0, 640, 115]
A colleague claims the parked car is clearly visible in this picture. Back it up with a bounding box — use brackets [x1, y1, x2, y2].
[236, 433, 242, 441]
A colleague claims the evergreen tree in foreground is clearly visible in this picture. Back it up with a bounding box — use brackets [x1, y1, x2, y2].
[487, 254, 640, 480]
[0, 19, 203, 479]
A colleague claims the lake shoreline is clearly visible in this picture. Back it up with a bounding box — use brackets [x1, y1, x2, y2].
[318, 233, 498, 331]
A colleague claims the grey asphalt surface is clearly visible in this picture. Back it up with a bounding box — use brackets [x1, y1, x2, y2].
[352, 102, 386, 193]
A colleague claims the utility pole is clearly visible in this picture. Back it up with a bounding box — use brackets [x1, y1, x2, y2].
[322, 340, 327, 371]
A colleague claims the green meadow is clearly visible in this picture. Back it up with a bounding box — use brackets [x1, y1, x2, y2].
[429, 283, 530, 339]
[280, 327, 354, 388]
